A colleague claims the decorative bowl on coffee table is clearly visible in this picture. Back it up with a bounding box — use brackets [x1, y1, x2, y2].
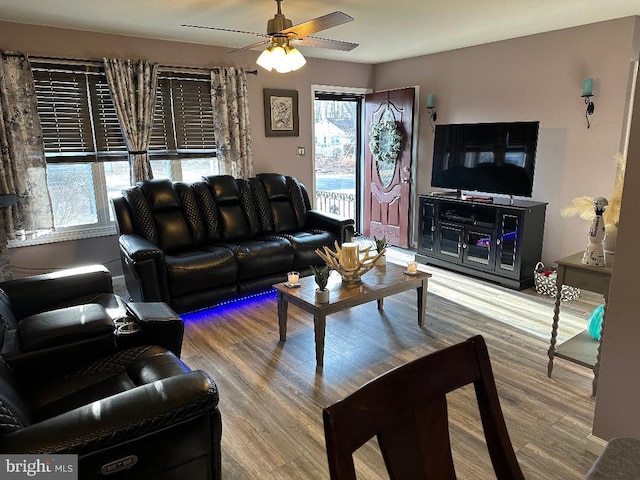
[315, 241, 386, 284]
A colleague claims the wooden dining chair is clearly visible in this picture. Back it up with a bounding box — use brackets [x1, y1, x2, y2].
[322, 335, 525, 480]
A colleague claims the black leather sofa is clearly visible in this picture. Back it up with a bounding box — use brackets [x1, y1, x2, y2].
[0, 265, 222, 480]
[113, 173, 355, 314]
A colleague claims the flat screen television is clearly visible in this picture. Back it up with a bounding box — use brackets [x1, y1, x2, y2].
[431, 121, 539, 197]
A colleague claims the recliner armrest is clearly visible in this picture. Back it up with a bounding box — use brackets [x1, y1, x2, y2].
[118, 234, 165, 261]
[125, 302, 184, 357]
[306, 210, 355, 244]
[118, 235, 169, 303]
[1, 371, 219, 455]
[0, 265, 114, 319]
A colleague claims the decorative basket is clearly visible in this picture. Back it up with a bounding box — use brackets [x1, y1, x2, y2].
[534, 262, 580, 301]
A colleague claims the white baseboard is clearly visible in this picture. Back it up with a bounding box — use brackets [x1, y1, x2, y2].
[586, 434, 608, 456]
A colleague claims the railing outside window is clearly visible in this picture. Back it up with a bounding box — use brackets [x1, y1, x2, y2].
[315, 190, 356, 220]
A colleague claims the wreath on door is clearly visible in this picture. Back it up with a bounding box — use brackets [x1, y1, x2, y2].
[369, 109, 402, 164]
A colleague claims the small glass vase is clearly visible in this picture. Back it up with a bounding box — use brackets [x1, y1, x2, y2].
[340, 272, 362, 284]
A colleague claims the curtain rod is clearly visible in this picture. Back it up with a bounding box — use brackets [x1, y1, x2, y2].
[1, 51, 27, 61]
[26, 54, 258, 76]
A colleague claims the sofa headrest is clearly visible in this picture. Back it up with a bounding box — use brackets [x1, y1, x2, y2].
[139, 179, 180, 212]
[257, 173, 288, 200]
[206, 175, 240, 205]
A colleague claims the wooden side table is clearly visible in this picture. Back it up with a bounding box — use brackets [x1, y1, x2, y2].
[547, 252, 613, 396]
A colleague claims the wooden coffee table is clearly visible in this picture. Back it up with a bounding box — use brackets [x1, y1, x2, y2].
[273, 263, 431, 367]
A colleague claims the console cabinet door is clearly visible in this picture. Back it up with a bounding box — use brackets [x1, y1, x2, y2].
[419, 198, 436, 253]
[439, 223, 463, 261]
[496, 211, 522, 277]
[464, 227, 494, 269]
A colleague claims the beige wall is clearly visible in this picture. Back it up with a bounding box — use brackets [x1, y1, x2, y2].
[592, 55, 640, 439]
[373, 17, 638, 264]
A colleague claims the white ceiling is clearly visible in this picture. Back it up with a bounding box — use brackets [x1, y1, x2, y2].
[1, 0, 639, 64]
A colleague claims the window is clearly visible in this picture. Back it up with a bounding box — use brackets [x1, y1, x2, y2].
[33, 65, 125, 234]
[29, 64, 219, 244]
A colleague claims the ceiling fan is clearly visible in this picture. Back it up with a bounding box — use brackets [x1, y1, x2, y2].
[182, 0, 358, 72]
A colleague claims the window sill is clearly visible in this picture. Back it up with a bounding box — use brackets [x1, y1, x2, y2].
[8, 225, 118, 248]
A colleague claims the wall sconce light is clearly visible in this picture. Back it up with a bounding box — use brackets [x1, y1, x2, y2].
[582, 78, 595, 129]
[427, 94, 437, 132]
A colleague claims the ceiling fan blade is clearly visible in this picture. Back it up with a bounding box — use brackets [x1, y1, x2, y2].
[280, 11, 354, 38]
[181, 24, 269, 39]
[227, 39, 272, 54]
[294, 36, 359, 52]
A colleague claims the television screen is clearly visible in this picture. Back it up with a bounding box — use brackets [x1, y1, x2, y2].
[431, 121, 539, 197]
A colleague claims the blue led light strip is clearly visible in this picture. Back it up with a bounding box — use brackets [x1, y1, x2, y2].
[181, 289, 277, 322]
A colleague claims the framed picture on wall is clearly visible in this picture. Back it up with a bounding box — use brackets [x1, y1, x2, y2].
[264, 89, 299, 137]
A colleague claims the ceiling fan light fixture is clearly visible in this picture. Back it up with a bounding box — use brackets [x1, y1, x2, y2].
[257, 42, 306, 73]
[256, 47, 275, 71]
[271, 45, 287, 63]
[286, 47, 307, 71]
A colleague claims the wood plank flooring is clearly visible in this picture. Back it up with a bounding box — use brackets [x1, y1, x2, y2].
[171, 250, 601, 479]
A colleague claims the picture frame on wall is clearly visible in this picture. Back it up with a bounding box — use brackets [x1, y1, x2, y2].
[264, 89, 299, 137]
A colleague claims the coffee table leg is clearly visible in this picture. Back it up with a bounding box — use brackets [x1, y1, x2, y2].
[417, 278, 427, 326]
[277, 292, 288, 341]
[314, 314, 327, 367]
[377, 298, 384, 310]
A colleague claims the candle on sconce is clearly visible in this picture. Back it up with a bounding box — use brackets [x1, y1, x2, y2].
[341, 242, 359, 269]
[427, 94, 436, 109]
[407, 261, 418, 274]
[582, 78, 593, 97]
[287, 271, 299, 284]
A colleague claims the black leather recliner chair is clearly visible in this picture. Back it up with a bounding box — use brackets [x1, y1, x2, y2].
[0, 345, 221, 480]
[0, 265, 184, 374]
[0, 265, 222, 480]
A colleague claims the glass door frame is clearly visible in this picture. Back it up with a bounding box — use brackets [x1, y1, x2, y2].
[311, 85, 371, 235]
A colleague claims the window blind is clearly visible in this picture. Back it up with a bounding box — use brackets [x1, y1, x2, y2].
[90, 75, 127, 158]
[150, 76, 217, 158]
[33, 65, 217, 163]
[172, 78, 216, 151]
[149, 77, 175, 154]
[33, 66, 128, 162]
[33, 69, 96, 162]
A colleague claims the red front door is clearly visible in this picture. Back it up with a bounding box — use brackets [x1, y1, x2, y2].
[363, 88, 415, 248]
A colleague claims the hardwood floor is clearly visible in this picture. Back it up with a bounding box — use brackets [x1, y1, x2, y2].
[168, 250, 600, 478]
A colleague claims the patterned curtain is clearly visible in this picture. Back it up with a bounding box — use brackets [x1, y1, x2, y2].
[211, 67, 253, 178]
[103, 58, 158, 184]
[0, 50, 53, 240]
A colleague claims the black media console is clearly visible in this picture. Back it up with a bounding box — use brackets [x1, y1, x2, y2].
[415, 194, 547, 290]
